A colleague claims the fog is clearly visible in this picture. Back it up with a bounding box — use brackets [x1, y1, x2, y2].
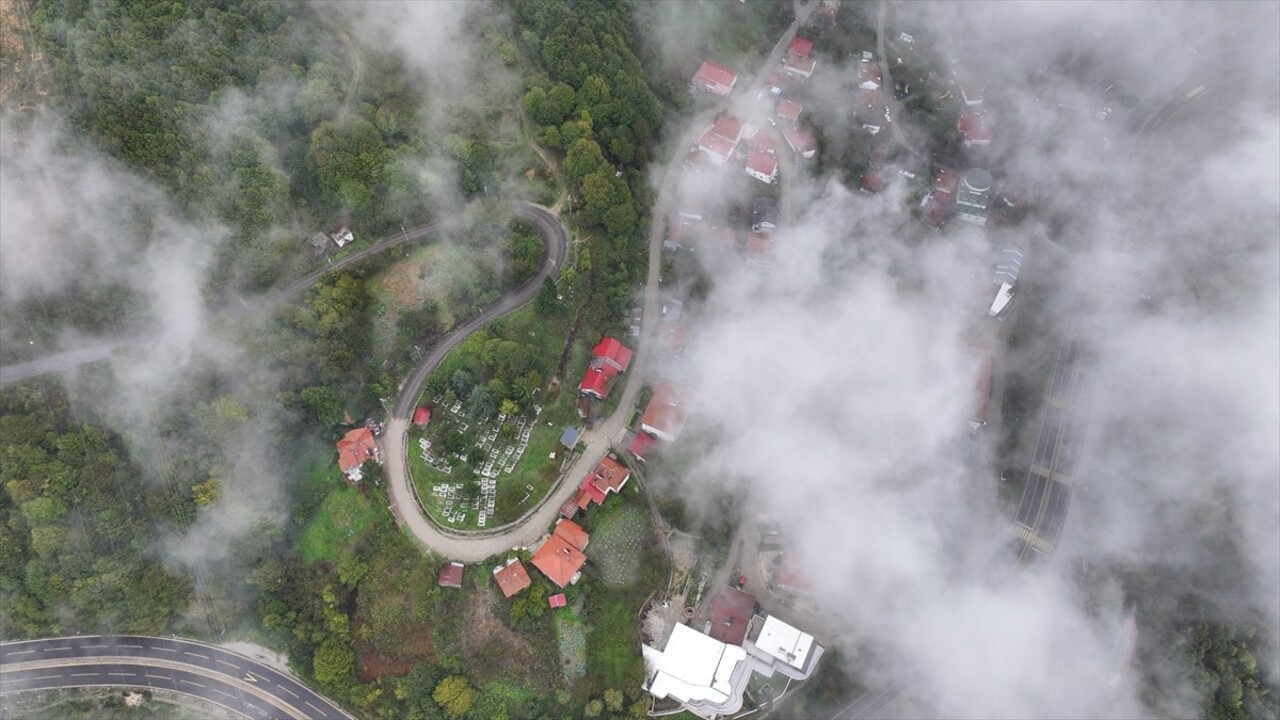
[0, 0, 520, 576]
[0, 0, 1275, 713]
[645, 1, 1279, 717]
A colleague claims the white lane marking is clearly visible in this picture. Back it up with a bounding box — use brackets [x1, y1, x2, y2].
[33, 674, 61, 681]
[82, 643, 107, 649]
[211, 687, 236, 699]
[183, 651, 209, 660]
[43, 646, 71, 652]
[145, 674, 170, 681]
[216, 658, 240, 670]
[178, 679, 205, 689]
[306, 701, 324, 714]
[155, 647, 176, 653]
[278, 685, 299, 699]
[108, 672, 136, 677]
[69, 672, 99, 678]
[5, 650, 34, 656]
[1185, 85, 1205, 99]
[118, 644, 142, 649]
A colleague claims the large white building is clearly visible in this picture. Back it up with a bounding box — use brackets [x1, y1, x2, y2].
[642, 614, 824, 719]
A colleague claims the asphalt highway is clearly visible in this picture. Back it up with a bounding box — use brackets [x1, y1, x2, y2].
[0, 635, 353, 719]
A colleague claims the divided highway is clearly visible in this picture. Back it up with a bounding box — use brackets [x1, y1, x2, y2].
[0, 635, 353, 720]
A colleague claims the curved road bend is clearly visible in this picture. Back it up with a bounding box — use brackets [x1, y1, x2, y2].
[380, 5, 821, 562]
[0, 635, 352, 720]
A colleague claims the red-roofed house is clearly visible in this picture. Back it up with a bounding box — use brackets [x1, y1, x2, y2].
[923, 166, 960, 227]
[751, 133, 775, 155]
[592, 337, 632, 374]
[336, 427, 380, 481]
[856, 88, 888, 134]
[702, 586, 758, 646]
[553, 518, 590, 551]
[932, 166, 960, 196]
[641, 381, 687, 442]
[861, 143, 889, 193]
[493, 558, 532, 598]
[694, 61, 738, 96]
[659, 323, 687, 356]
[578, 366, 611, 399]
[775, 552, 812, 596]
[412, 406, 431, 426]
[697, 129, 738, 164]
[711, 114, 743, 143]
[746, 149, 778, 184]
[548, 593, 568, 608]
[861, 169, 886, 193]
[782, 52, 816, 79]
[782, 125, 816, 159]
[629, 431, 657, 461]
[788, 37, 814, 59]
[438, 561, 464, 588]
[531, 529, 588, 588]
[858, 61, 882, 90]
[775, 99, 803, 125]
[578, 456, 630, 509]
[958, 109, 994, 146]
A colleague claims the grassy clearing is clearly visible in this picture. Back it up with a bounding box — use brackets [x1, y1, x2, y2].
[584, 585, 646, 692]
[299, 476, 377, 565]
[352, 527, 440, 679]
[369, 242, 502, 357]
[588, 502, 650, 587]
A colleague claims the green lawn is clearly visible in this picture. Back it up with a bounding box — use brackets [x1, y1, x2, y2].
[584, 586, 645, 692]
[587, 502, 650, 587]
[299, 480, 378, 565]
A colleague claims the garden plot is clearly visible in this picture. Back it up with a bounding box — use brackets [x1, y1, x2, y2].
[589, 505, 651, 586]
[553, 612, 587, 682]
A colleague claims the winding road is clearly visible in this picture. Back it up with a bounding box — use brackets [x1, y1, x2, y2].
[0, 635, 352, 720]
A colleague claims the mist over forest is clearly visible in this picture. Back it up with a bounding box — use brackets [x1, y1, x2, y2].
[0, 1, 1276, 719]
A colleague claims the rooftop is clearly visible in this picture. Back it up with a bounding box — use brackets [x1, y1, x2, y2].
[336, 427, 377, 474]
[592, 337, 632, 373]
[531, 533, 587, 588]
[643, 623, 748, 709]
[696, 61, 738, 89]
[438, 561, 464, 589]
[788, 37, 814, 58]
[753, 615, 817, 672]
[493, 558, 532, 598]
[776, 99, 803, 123]
[704, 587, 758, 646]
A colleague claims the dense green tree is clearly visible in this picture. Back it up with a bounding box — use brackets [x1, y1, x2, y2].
[535, 277, 561, 316]
[565, 138, 608, 185]
[300, 386, 343, 425]
[432, 675, 477, 719]
[307, 116, 392, 212]
[313, 636, 356, 688]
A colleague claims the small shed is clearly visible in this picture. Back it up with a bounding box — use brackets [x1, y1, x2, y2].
[548, 593, 567, 608]
[559, 426, 581, 448]
[438, 561, 464, 588]
[413, 407, 431, 426]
